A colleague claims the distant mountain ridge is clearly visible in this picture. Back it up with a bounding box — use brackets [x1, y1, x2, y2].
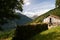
[31, 15, 39, 19]
[15, 13, 32, 25]
[33, 7, 60, 23]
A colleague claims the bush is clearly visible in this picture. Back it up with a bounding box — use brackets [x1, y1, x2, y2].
[12, 23, 48, 40]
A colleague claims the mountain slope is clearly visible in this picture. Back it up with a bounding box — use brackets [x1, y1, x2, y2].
[15, 13, 32, 25]
[31, 15, 39, 19]
[2, 13, 32, 30]
[33, 7, 60, 23]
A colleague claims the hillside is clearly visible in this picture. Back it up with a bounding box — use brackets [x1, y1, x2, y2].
[14, 13, 32, 25]
[2, 13, 32, 30]
[30, 26, 60, 40]
[33, 7, 60, 23]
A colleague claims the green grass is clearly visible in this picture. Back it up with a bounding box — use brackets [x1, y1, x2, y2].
[30, 26, 60, 40]
[0, 29, 15, 40]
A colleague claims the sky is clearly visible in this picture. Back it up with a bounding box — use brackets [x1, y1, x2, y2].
[23, 0, 55, 17]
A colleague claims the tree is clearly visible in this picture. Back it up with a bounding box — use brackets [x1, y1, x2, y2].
[0, 0, 23, 25]
[55, 0, 60, 8]
[0, 0, 24, 30]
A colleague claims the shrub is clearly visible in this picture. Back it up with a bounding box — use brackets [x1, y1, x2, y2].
[12, 23, 48, 40]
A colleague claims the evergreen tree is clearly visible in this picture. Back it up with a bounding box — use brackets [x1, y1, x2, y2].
[55, 0, 60, 8]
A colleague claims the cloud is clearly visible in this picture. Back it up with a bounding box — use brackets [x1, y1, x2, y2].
[24, 1, 55, 11]
[24, 0, 30, 6]
[23, 0, 55, 17]
[35, 9, 51, 16]
[23, 12, 35, 17]
[23, 9, 51, 17]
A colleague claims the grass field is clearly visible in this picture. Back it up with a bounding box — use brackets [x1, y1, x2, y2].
[0, 29, 15, 40]
[30, 26, 60, 40]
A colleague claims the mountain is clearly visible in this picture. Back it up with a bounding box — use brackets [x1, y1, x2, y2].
[31, 15, 39, 19]
[14, 13, 32, 25]
[32, 7, 60, 23]
[2, 13, 32, 30]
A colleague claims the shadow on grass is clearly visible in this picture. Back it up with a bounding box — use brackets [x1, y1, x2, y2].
[30, 32, 60, 40]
